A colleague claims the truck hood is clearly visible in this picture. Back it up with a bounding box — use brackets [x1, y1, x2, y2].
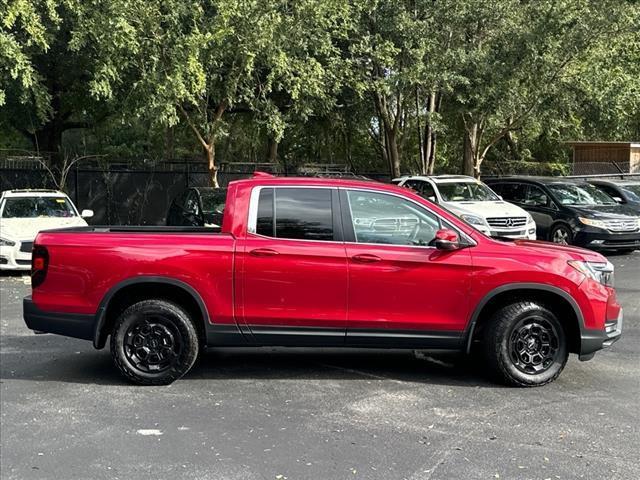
[0, 217, 88, 241]
[443, 200, 529, 219]
[569, 204, 640, 219]
[496, 238, 606, 262]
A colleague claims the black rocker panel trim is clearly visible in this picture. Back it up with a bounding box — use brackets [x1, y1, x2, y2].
[245, 325, 463, 349]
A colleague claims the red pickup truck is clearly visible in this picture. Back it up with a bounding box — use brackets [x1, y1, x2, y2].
[24, 174, 622, 386]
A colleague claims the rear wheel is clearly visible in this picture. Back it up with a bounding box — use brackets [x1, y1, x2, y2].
[110, 299, 199, 385]
[483, 301, 568, 387]
[549, 224, 573, 245]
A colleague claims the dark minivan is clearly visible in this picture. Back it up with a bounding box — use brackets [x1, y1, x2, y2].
[588, 178, 640, 212]
[486, 177, 640, 252]
[166, 187, 227, 227]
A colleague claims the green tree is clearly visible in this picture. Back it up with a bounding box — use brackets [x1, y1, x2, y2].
[74, 0, 354, 186]
[448, 0, 638, 177]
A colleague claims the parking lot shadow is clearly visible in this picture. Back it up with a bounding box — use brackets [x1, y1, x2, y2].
[0, 333, 495, 387]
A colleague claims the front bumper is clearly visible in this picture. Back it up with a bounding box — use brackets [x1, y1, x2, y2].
[573, 228, 640, 250]
[579, 309, 623, 361]
[479, 223, 537, 240]
[0, 243, 32, 270]
[23, 296, 96, 341]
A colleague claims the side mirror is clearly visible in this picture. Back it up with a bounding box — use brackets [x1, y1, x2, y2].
[434, 228, 460, 251]
[81, 209, 94, 218]
[612, 196, 624, 204]
[498, 195, 503, 200]
[427, 195, 437, 203]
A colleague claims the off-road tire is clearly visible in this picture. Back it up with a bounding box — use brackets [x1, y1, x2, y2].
[483, 301, 568, 387]
[110, 299, 199, 385]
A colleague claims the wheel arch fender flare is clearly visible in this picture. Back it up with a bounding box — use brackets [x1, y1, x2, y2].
[464, 283, 585, 354]
[93, 276, 210, 349]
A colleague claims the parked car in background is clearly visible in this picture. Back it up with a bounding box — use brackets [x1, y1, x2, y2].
[24, 173, 622, 387]
[393, 175, 537, 239]
[166, 187, 227, 227]
[587, 178, 640, 211]
[0, 189, 93, 270]
[486, 177, 640, 252]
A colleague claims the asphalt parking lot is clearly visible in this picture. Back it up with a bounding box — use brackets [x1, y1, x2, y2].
[1, 253, 639, 480]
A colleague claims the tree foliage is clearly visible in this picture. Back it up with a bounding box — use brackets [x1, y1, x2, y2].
[1, 0, 638, 181]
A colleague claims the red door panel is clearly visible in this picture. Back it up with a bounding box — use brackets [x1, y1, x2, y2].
[239, 235, 348, 329]
[345, 243, 473, 331]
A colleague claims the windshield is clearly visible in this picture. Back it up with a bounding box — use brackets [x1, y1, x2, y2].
[621, 184, 640, 202]
[1, 196, 77, 218]
[547, 183, 617, 206]
[438, 182, 500, 202]
[199, 190, 227, 213]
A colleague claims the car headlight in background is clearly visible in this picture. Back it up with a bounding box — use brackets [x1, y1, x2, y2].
[568, 260, 614, 287]
[460, 214, 488, 228]
[0, 237, 16, 247]
[578, 217, 607, 229]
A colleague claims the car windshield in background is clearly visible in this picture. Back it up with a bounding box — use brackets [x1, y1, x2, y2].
[548, 183, 617, 206]
[1, 197, 76, 218]
[620, 184, 640, 202]
[199, 190, 227, 214]
[438, 182, 499, 202]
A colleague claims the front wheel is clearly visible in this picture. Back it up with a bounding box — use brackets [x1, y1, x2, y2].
[110, 299, 199, 385]
[549, 224, 573, 245]
[483, 301, 568, 387]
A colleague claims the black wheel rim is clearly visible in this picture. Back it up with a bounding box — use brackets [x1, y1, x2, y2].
[509, 317, 560, 375]
[124, 315, 182, 374]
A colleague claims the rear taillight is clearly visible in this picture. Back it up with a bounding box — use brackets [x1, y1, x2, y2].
[31, 246, 49, 288]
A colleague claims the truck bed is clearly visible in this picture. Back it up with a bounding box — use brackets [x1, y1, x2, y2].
[42, 225, 222, 234]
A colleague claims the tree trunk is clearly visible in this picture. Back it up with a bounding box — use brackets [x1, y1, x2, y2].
[205, 143, 219, 188]
[386, 128, 401, 178]
[423, 93, 436, 174]
[428, 131, 438, 175]
[463, 123, 477, 177]
[267, 137, 278, 163]
[504, 130, 521, 161]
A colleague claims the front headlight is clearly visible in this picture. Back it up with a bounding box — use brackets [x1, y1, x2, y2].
[0, 237, 16, 247]
[578, 217, 607, 229]
[568, 260, 614, 287]
[460, 214, 488, 227]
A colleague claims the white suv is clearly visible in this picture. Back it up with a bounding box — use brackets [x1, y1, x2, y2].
[393, 175, 537, 240]
[0, 190, 93, 270]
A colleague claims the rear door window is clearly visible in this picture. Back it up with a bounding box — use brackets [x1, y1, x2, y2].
[404, 180, 437, 201]
[255, 188, 334, 241]
[497, 183, 527, 203]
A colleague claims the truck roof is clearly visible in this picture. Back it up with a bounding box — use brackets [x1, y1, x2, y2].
[230, 173, 397, 191]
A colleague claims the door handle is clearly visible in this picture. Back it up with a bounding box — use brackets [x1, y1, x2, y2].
[250, 248, 279, 257]
[351, 253, 381, 263]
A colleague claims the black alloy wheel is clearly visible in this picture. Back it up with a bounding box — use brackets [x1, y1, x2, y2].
[483, 301, 568, 387]
[123, 316, 182, 374]
[508, 317, 560, 375]
[111, 299, 199, 385]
